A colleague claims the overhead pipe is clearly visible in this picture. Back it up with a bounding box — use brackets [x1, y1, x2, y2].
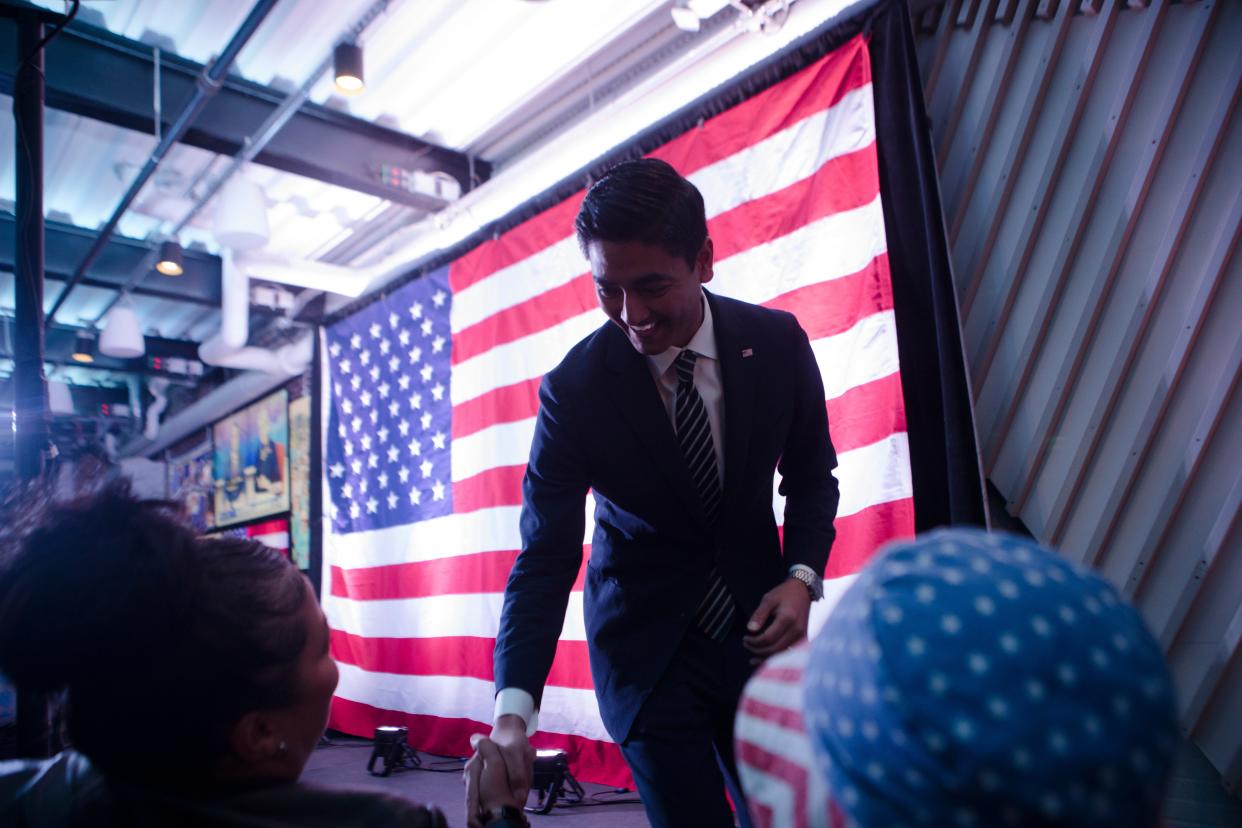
[13, 8, 50, 482]
[197, 251, 312, 376]
[91, 0, 400, 327]
[44, 0, 281, 327]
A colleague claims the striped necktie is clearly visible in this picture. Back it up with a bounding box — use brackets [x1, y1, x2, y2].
[674, 349, 735, 641]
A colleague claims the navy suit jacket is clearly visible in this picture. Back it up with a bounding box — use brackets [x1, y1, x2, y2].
[493, 290, 839, 742]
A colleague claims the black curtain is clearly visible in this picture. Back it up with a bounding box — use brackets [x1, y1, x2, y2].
[866, 0, 988, 529]
[327, 0, 988, 530]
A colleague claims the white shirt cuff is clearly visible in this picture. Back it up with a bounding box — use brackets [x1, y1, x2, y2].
[494, 687, 539, 736]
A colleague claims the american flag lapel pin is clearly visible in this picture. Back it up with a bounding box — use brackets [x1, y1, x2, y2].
[741, 348, 753, 358]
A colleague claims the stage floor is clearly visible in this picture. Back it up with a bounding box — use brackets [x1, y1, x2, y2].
[301, 733, 651, 828]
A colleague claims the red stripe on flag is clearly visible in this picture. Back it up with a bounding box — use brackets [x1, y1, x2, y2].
[762, 253, 891, 341]
[445, 36, 869, 294]
[453, 464, 526, 513]
[825, 371, 906, 454]
[330, 548, 589, 601]
[452, 270, 595, 366]
[758, 666, 805, 684]
[710, 145, 879, 263]
[451, 145, 878, 368]
[651, 34, 869, 179]
[329, 696, 633, 788]
[449, 373, 904, 518]
[330, 631, 595, 689]
[449, 193, 587, 294]
[331, 550, 517, 598]
[740, 694, 805, 732]
[452, 376, 542, 440]
[822, 496, 916, 580]
[736, 739, 811, 828]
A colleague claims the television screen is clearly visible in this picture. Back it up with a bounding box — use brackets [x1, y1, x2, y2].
[213, 389, 290, 527]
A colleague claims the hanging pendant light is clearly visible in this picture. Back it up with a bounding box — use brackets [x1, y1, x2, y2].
[214, 176, 270, 251]
[99, 299, 145, 359]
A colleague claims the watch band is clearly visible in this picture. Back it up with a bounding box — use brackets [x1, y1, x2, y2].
[789, 566, 823, 601]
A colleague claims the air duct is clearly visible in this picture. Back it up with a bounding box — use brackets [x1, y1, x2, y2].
[143, 377, 170, 440]
[198, 249, 312, 376]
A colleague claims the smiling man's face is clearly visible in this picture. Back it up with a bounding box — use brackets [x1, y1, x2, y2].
[588, 237, 714, 356]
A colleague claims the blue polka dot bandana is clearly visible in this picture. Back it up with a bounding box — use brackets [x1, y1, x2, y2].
[802, 529, 1177, 828]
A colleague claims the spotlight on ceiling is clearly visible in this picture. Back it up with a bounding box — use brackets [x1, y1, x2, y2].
[71, 331, 95, 364]
[334, 42, 365, 95]
[155, 239, 184, 276]
[98, 300, 145, 360]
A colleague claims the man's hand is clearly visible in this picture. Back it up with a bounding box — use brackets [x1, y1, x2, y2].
[742, 578, 811, 663]
[489, 714, 535, 806]
[464, 734, 525, 828]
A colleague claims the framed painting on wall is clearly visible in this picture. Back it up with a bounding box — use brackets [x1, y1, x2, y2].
[212, 389, 290, 528]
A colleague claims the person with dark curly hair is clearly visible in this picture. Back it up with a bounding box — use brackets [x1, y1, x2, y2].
[0, 480, 525, 827]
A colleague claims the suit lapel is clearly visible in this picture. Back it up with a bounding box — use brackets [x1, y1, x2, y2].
[710, 292, 757, 530]
[602, 324, 707, 528]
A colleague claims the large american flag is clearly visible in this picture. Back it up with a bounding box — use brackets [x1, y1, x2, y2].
[321, 34, 913, 786]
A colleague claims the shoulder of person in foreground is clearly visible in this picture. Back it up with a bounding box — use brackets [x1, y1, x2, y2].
[120, 780, 449, 828]
[0, 751, 113, 828]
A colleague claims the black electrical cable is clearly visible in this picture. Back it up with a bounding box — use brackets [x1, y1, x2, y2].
[18, 0, 80, 71]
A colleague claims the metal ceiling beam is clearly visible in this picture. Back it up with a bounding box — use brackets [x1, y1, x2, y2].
[0, 319, 203, 370]
[0, 15, 489, 210]
[0, 214, 223, 305]
[37, 0, 280, 327]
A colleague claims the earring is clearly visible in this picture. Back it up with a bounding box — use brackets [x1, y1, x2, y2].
[277, 740, 289, 757]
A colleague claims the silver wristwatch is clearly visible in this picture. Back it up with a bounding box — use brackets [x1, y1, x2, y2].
[788, 566, 823, 601]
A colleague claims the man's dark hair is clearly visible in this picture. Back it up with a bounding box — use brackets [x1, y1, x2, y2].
[575, 158, 708, 268]
[0, 479, 308, 783]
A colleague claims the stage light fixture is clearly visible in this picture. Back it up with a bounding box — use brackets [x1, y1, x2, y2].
[528, 748, 585, 813]
[155, 239, 184, 276]
[334, 42, 365, 95]
[366, 725, 421, 776]
[71, 331, 94, 363]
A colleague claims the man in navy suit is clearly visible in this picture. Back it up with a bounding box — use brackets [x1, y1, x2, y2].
[479, 159, 839, 828]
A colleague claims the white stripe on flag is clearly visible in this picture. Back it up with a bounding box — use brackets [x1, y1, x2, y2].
[776, 431, 911, 522]
[808, 573, 858, 637]
[451, 418, 535, 483]
[689, 83, 875, 221]
[711, 195, 886, 304]
[334, 663, 612, 743]
[734, 764, 804, 828]
[324, 591, 588, 641]
[449, 306, 896, 484]
[814, 309, 900, 401]
[450, 309, 604, 407]
[450, 201, 888, 408]
[452, 235, 584, 334]
[323, 501, 595, 570]
[450, 84, 876, 335]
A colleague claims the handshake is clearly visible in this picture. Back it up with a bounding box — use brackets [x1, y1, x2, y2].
[463, 716, 535, 828]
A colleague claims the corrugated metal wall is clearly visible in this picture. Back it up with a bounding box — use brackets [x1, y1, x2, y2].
[911, 0, 1241, 798]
